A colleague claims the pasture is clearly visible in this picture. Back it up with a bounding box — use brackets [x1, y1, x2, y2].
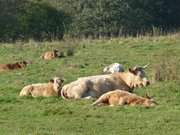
[0, 35, 180, 135]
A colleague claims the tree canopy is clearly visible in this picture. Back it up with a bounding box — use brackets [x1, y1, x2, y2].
[0, 0, 180, 41]
[0, 0, 67, 42]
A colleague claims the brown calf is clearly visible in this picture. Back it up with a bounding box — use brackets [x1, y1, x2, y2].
[92, 90, 157, 107]
[41, 49, 60, 60]
[19, 77, 64, 97]
[0, 61, 28, 71]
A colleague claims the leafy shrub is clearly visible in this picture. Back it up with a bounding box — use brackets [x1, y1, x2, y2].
[56, 0, 180, 38]
[0, 1, 68, 42]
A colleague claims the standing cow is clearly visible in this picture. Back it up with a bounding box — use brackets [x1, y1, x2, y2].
[61, 65, 150, 99]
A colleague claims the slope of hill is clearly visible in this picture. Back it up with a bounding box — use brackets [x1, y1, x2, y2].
[0, 35, 180, 134]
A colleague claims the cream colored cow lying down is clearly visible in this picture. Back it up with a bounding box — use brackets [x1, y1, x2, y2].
[19, 77, 64, 97]
[61, 66, 150, 99]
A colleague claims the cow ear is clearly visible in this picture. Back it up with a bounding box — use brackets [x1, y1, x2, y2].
[17, 62, 22, 66]
[129, 68, 137, 75]
[24, 61, 28, 64]
[143, 64, 149, 69]
[54, 49, 58, 53]
[144, 93, 152, 99]
[60, 79, 64, 83]
[49, 79, 54, 83]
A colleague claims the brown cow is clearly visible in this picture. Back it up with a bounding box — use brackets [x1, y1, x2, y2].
[19, 77, 64, 97]
[92, 90, 157, 107]
[0, 61, 28, 71]
[61, 65, 150, 99]
[41, 49, 60, 60]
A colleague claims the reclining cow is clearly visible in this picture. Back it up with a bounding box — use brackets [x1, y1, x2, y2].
[41, 49, 63, 60]
[0, 61, 28, 71]
[61, 65, 150, 99]
[92, 90, 157, 107]
[19, 77, 64, 97]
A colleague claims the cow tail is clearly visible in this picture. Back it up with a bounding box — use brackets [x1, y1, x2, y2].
[60, 88, 68, 100]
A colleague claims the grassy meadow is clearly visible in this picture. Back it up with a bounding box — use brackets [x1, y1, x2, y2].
[0, 35, 180, 135]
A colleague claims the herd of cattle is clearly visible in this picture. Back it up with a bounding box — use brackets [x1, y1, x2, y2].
[0, 49, 157, 107]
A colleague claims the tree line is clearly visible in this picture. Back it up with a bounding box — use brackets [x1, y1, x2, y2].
[0, 0, 67, 42]
[0, 0, 180, 42]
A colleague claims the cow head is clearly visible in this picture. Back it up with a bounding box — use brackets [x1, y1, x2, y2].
[144, 95, 157, 107]
[49, 77, 64, 92]
[16, 61, 28, 68]
[103, 66, 110, 73]
[53, 49, 59, 57]
[129, 65, 150, 88]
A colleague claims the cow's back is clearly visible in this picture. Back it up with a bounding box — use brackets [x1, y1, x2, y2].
[61, 73, 132, 99]
[89, 74, 131, 96]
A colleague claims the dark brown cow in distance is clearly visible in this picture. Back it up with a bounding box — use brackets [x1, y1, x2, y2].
[0, 61, 28, 71]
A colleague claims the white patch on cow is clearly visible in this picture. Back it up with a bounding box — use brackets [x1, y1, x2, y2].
[103, 63, 124, 74]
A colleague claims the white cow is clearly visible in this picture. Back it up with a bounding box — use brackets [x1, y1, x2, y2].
[103, 63, 124, 74]
[61, 65, 150, 99]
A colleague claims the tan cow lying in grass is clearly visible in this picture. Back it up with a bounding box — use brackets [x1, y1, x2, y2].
[92, 90, 157, 107]
[19, 77, 64, 97]
[61, 65, 150, 99]
[41, 49, 60, 60]
[0, 61, 28, 71]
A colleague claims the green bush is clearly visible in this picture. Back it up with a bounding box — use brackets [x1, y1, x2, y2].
[0, 1, 67, 42]
[48, 0, 180, 38]
[0, 0, 180, 41]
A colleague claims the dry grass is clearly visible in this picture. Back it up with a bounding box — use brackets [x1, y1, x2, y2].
[152, 51, 180, 82]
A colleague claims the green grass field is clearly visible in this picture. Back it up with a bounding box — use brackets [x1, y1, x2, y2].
[0, 35, 180, 135]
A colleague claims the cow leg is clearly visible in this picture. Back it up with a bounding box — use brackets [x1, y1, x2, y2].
[118, 98, 126, 106]
[83, 89, 97, 98]
[73, 92, 82, 99]
[83, 96, 93, 99]
[67, 82, 89, 99]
